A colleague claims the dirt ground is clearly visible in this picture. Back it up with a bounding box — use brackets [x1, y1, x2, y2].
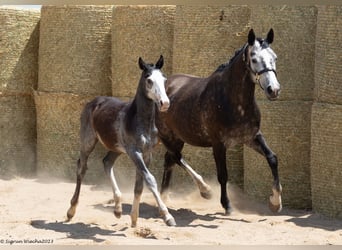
[0, 177, 341, 245]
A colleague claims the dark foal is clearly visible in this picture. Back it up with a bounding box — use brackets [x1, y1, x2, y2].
[156, 29, 282, 215]
[67, 55, 176, 227]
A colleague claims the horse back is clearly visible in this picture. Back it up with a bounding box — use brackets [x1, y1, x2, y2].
[82, 96, 127, 151]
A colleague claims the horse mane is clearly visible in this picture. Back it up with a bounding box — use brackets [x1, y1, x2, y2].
[215, 44, 248, 73]
[214, 38, 267, 73]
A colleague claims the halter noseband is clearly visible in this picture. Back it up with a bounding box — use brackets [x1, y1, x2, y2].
[255, 68, 277, 88]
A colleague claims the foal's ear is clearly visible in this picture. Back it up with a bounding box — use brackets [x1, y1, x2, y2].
[266, 28, 274, 44]
[155, 55, 164, 69]
[139, 57, 147, 71]
[248, 29, 256, 46]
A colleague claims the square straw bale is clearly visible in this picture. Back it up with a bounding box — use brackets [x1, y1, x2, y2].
[0, 94, 36, 178]
[38, 6, 112, 95]
[0, 8, 40, 94]
[34, 91, 108, 183]
[244, 101, 312, 209]
[172, 5, 251, 77]
[250, 5, 317, 101]
[314, 5, 342, 105]
[311, 102, 342, 219]
[111, 5, 176, 98]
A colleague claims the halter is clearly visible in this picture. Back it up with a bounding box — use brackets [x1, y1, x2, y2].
[242, 44, 277, 90]
[255, 68, 277, 90]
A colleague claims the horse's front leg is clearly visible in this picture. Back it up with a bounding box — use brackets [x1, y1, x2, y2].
[249, 131, 282, 213]
[128, 149, 176, 227]
[103, 151, 122, 218]
[130, 169, 144, 228]
[213, 143, 232, 215]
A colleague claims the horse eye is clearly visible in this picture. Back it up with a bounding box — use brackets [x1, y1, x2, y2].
[146, 79, 153, 89]
[251, 59, 257, 64]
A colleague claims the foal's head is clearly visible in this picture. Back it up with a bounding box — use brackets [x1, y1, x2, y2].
[245, 29, 280, 100]
[138, 55, 170, 112]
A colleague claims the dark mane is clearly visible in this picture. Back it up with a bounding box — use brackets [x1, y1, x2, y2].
[215, 44, 247, 73]
[215, 37, 269, 73]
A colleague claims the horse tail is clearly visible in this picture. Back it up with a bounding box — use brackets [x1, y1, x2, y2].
[79, 96, 106, 144]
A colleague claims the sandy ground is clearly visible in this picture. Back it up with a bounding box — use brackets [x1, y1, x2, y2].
[0, 177, 341, 246]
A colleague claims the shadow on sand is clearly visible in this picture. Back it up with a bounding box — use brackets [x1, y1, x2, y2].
[30, 220, 126, 242]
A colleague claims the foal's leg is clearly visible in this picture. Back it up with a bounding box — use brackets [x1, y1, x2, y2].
[213, 143, 232, 215]
[128, 150, 176, 227]
[249, 131, 282, 212]
[103, 151, 122, 218]
[67, 139, 98, 221]
[130, 169, 144, 227]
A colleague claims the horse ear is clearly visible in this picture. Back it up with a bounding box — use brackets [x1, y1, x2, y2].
[248, 29, 256, 46]
[266, 28, 274, 44]
[155, 55, 164, 69]
[139, 57, 146, 71]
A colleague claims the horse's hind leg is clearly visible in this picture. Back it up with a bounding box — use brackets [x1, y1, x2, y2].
[66, 123, 98, 221]
[249, 131, 282, 213]
[103, 151, 122, 218]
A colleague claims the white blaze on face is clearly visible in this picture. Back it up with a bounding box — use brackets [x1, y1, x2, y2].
[146, 69, 170, 111]
[249, 41, 280, 98]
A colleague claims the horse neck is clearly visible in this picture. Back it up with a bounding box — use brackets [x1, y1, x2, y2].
[220, 50, 256, 105]
[131, 83, 156, 134]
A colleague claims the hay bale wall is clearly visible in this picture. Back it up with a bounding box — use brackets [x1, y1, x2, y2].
[36, 6, 113, 182]
[111, 5, 175, 98]
[244, 101, 312, 208]
[314, 6, 342, 105]
[310, 6, 342, 218]
[34, 92, 107, 182]
[38, 6, 112, 95]
[0, 95, 37, 178]
[311, 103, 342, 219]
[0, 8, 40, 178]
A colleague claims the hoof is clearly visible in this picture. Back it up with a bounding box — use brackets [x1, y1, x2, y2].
[164, 214, 176, 227]
[224, 206, 233, 216]
[166, 217, 176, 227]
[114, 209, 122, 219]
[200, 190, 213, 200]
[66, 206, 76, 221]
[268, 200, 282, 213]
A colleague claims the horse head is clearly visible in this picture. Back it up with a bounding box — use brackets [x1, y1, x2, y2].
[138, 55, 170, 112]
[246, 29, 281, 100]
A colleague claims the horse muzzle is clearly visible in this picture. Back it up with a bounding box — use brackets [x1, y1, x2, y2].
[266, 85, 280, 101]
[158, 99, 170, 112]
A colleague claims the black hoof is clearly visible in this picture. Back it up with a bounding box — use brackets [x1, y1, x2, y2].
[224, 206, 233, 216]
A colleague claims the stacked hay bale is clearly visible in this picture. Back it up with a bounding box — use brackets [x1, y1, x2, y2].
[0, 8, 40, 178]
[36, 6, 112, 183]
[168, 5, 251, 190]
[311, 5, 342, 218]
[111, 5, 176, 186]
[244, 6, 317, 209]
